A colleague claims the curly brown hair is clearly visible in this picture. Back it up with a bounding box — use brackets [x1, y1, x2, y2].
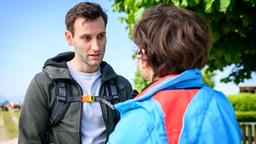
[133, 4, 211, 79]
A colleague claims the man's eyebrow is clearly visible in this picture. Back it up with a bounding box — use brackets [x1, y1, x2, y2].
[79, 32, 106, 39]
[79, 34, 91, 39]
[99, 32, 106, 35]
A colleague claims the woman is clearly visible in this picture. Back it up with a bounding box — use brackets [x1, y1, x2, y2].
[108, 3, 241, 144]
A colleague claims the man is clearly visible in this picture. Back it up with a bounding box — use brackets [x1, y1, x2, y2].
[19, 2, 133, 144]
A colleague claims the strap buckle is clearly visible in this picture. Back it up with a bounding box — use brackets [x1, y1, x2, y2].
[58, 95, 67, 102]
[81, 95, 95, 102]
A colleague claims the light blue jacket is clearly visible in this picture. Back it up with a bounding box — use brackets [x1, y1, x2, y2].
[108, 69, 242, 144]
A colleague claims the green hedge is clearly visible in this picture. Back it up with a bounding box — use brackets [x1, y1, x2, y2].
[227, 93, 256, 122]
[227, 93, 256, 111]
[236, 111, 256, 122]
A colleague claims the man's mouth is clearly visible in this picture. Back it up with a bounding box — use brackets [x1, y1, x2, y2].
[89, 53, 100, 59]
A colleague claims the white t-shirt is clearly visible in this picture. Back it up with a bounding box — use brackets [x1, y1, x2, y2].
[67, 62, 106, 144]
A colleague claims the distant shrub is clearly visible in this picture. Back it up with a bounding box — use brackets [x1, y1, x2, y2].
[227, 93, 256, 111]
[236, 111, 256, 122]
[227, 93, 256, 122]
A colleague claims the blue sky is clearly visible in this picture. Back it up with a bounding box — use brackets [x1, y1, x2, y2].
[0, 0, 255, 102]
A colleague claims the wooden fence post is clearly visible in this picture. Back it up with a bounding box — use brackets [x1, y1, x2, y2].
[240, 122, 256, 144]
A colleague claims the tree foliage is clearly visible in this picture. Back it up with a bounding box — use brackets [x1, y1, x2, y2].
[202, 67, 216, 88]
[112, 0, 256, 85]
[134, 68, 216, 91]
[134, 69, 149, 92]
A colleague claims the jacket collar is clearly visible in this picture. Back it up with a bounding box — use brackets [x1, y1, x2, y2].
[43, 52, 118, 81]
[115, 69, 204, 112]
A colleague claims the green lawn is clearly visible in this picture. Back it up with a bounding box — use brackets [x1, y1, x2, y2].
[0, 110, 20, 141]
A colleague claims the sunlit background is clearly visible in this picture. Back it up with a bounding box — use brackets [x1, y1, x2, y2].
[0, 0, 255, 103]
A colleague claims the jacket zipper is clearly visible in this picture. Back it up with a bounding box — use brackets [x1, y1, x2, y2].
[99, 79, 112, 143]
[73, 78, 111, 144]
[71, 79, 83, 144]
[75, 76, 116, 143]
[99, 81, 109, 136]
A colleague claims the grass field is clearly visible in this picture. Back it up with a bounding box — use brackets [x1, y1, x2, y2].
[0, 110, 20, 142]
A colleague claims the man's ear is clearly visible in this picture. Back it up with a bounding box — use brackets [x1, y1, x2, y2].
[65, 31, 73, 46]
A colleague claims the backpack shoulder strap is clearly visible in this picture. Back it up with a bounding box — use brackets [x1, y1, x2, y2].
[104, 79, 119, 103]
[49, 81, 71, 126]
[49, 79, 123, 126]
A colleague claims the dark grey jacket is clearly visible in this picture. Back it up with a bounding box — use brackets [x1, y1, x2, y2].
[18, 52, 133, 144]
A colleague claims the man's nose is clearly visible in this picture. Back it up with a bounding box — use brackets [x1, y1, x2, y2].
[91, 39, 100, 51]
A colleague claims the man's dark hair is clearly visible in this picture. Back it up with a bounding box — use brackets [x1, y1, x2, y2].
[65, 2, 108, 35]
[133, 4, 211, 78]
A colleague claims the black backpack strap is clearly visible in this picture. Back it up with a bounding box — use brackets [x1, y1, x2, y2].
[104, 80, 119, 104]
[88, 79, 119, 110]
[103, 79, 123, 124]
[49, 79, 121, 126]
[49, 81, 71, 126]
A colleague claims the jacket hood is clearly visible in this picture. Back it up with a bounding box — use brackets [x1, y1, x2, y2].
[43, 52, 118, 81]
[44, 52, 74, 68]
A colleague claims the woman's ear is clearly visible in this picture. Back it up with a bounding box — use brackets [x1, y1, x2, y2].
[65, 31, 73, 46]
[142, 60, 154, 82]
[142, 60, 149, 69]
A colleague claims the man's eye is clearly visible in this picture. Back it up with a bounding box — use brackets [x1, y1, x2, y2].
[84, 36, 91, 41]
[97, 34, 105, 39]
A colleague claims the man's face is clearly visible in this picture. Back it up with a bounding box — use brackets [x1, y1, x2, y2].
[65, 17, 106, 72]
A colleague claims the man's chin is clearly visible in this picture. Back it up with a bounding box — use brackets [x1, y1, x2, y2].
[90, 61, 102, 67]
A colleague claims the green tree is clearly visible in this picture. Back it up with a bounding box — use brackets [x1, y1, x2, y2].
[112, 0, 256, 87]
[134, 68, 216, 90]
[202, 67, 216, 88]
[134, 69, 149, 92]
